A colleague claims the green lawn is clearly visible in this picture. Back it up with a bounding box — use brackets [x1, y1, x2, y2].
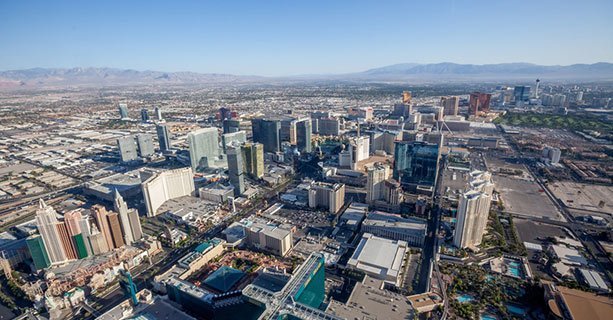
[493, 112, 613, 132]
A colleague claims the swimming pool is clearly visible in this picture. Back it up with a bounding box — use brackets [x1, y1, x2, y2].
[480, 314, 498, 320]
[507, 260, 522, 278]
[456, 294, 474, 303]
[506, 304, 526, 315]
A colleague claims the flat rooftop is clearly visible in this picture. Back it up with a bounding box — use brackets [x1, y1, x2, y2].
[326, 277, 413, 320]
[348, 233, 408, 281]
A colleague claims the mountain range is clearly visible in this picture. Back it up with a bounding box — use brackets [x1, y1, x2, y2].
[1, 62, 612, 89]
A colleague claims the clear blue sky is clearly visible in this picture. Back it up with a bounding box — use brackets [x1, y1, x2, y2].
[1, 0, 612, 76]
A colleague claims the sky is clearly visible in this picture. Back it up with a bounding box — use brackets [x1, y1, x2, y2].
[1, 0, 612, 76]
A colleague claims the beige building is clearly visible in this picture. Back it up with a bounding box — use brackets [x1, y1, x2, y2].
[245, 221, 293, 256]
[308, 182, 345, 214]
[365, 163, 391, 204]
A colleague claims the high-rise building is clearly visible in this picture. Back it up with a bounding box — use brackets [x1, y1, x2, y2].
[402, 91, 412, 104]
[128, 209, 143, 241]
[393, 141, 441, 190]
[469, 92, 492, 115]
[107, 212, 125, 248]
[56, 221, 77, 260]
[64, 209, 91, 258]
[392, 103, 412, 118]
[543, 147, 561, 165]
[117, 136, 138, 162]
[141, 167, 195, 217]
[187, 127, 220, 171]
[296, 118, 312, 153]
[221, 131, 247, 152]
[118, 103, 129, 119]
[156, 124, 172, 152]
[308, 182, 345, 214]
[92, 205, 115, 250]
[440, 96, 459, 116]
[222, 119, 241, 134]
[252, 118, 281, 153]
[88, 224, 110, 255]
[114, 190, 134, 246]
[154, 106, 163, 121]
[219, 107, 233, 121]
[366, 163, 391, 204]
[513, 86, 531, 103]
[317, 117, 341, 136]
[242, 143, 264, 178]
[26, 235, 51, 270]
[140, 108, 149, 123]
[34, 199, 69, 264]
[280, 118, 298, 144]
[136, 134, 155, 158]
[453, 171, 494, 249]
[226, 147, 245, 197]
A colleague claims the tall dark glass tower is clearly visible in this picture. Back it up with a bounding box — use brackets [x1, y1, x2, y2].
[252, 118, 281, 153]
[296, 118, 312, 153]
[393, 141, 441, 189]
[156, 124, 171, 152]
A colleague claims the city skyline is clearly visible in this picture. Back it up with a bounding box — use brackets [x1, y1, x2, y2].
[1, 0, 612, 76]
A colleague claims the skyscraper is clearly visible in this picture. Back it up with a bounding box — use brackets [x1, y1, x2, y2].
[308, 182, 345, 214]
[64, 209, 91, 258]
[227, 147, 245, 196]
[56, 221, 78, 260]
[117, 136, 138, 162]
[222, 119, 241, 134]
[34, 199, 69, 264]
[252, 118, 281, 153]
[114, 190, 134, 246]
[154, 106, 163, 121]
[221, 131, 247, 152]
[317, 117, 341, 136]
[26, 235, 51, 270]
[136, 134, 155, 158]
[92, 205, 115, 250]
[107, 212, 125, 248]
[118, 103, 129, 119]
[88, 224, 110, 255]
[242, 143, 264, 179]
[440, 96, 459, 116]
[393, 141, 441, 190]
[402, 91, 412, 104]
[187, 127, 220, 171]
[453, 171, 494, 249]
[513, 86, 531, 103]
[219, 107, 233, 121]
[366, 163, 391, 204]
[469, 92, 492, 115]
[296, 118, 312, 153]
[156, 124, 172, 152]
[128, 209, 143, 241]
[140, 108, 149, 123]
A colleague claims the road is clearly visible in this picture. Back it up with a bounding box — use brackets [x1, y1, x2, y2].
[415, 155, 447, 294]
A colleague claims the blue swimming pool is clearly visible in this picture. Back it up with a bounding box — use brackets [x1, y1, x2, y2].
[480, 314, 498, 320]
[506, 304, 526, 315]
[456, 294, 473, 303]
[507, 261, 522, 277]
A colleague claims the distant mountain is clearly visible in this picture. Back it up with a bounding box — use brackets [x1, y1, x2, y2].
[0, 67, 262, 89]
[1, 62, 612, 89]
[354, 62, 613, 80]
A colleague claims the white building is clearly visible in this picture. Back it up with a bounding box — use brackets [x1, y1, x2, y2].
[187, 127, 220, 171]
[308, 182, 345, 214]
[365, 163, 391, 204]
[347, 233, 409, 286]
[453, 170, 494, 249]
[141, 167, 195, 217]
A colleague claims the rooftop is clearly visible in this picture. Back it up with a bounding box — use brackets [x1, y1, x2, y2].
[347, 233, 408, 281]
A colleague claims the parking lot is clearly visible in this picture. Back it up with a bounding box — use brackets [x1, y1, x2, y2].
[493, 175, 563, 221]
[549, 182, 613, 216]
